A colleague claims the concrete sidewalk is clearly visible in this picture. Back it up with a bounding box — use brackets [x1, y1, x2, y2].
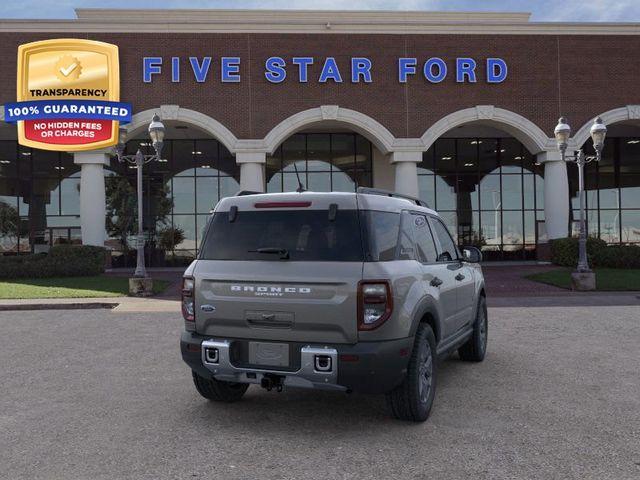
[0, 291, 638, 312]
[0, 296, 179, 312]
[1, 264, 638, 311]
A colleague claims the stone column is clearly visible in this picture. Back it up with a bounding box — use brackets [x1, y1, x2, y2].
[237, 151, 266, 192]
[538, 151, 569, 240]
[391, 151, 422, 198]
[74, 150, 110, 246]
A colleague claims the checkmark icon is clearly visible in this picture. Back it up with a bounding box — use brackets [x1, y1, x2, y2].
[59, 62, 78, 77]
[54, 55, 82, 82]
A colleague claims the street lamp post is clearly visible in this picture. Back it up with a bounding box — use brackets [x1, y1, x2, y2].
[113, 114, 165, 292]
[553, 116, 607, 289]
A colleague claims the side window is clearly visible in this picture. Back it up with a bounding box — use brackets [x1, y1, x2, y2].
[430, 218, 459, 262]
[397, 211, 416, 260]
[412, 214, 438, 263]
[365, 211, 400, 261]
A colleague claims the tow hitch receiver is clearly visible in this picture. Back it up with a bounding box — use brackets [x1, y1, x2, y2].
[261, 373, 285, 392]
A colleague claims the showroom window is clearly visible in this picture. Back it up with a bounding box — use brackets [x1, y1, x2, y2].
[418, 137, 544, 261]
[266, 133, 373, 193]
[105, 138, 239, 267]
[569, 137, 640, 245]
[0, 140, 81, 254]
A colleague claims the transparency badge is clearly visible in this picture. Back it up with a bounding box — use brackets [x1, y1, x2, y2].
[4, 39, 132, 151]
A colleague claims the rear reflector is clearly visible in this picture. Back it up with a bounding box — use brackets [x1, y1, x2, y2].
[254, 201, 312, 208]
[339, 354, 359, 362]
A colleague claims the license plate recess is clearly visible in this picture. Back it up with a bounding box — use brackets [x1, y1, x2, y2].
[248, 341, 290, 368]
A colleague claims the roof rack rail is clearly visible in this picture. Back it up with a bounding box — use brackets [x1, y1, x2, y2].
[235, 190, 262, 196]
[357, 187, 429, 208]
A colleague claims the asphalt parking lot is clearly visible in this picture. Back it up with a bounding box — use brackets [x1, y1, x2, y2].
[1, 306, 639, 480]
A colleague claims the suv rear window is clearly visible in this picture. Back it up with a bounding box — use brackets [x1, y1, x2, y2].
[200, 210, 364, 261]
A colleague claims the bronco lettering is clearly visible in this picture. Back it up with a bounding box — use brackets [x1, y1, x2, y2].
[230, 285, 311, 295]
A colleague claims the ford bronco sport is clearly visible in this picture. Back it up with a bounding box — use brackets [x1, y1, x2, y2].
[180, 188, 487, 422]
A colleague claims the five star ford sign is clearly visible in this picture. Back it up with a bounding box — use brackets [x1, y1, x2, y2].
[4, 39, 132, 152]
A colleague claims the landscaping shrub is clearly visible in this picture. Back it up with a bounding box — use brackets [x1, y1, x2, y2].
[550, 237, 640, 268]
[0, 245, 107, 279]
[593, 244, 640, 269]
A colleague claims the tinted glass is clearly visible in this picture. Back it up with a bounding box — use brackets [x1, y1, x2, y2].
[412, 214, 438, 263]
[266, 133, 372, 193]
[363, 211, 400, 261]
[431, 218, 458, 262]
[201, 210, 363, 261]
[397, 212, 417, 261]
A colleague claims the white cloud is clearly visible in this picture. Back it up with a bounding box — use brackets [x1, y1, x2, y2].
[544, 0, 639, 21]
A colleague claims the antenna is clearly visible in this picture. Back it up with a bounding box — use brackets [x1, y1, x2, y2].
[292, 162, 306, 193]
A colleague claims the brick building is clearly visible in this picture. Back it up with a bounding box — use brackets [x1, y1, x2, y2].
[0, 9, 639, 264]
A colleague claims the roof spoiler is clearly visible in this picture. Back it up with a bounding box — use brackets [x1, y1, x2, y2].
[235, 190, 262, 196]
[357, 187, 429, 208]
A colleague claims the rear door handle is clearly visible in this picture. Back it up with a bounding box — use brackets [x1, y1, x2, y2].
[430, 277, 443, 287]
[455, 273, 465, 281]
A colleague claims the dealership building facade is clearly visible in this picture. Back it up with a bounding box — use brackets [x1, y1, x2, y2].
[0, 9, 639, 264]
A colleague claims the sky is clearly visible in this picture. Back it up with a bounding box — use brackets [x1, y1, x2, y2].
[1, 0, 639, 22]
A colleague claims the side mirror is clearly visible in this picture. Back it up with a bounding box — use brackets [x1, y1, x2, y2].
[462, 246, 482, 263]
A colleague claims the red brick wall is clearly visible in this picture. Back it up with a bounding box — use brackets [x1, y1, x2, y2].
[1, 32, 638, 141]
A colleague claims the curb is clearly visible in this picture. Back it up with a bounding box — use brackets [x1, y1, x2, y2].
[0, 302, 119, 312]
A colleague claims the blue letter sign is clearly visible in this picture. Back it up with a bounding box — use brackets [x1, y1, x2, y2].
[189, 57, 211, 83]
[424, 58, 447, 83]
[319, 57, 343, 83]
[142, 55, 508, 84]
[487, 58, 508, 83]
[265, 57, 287, 83]
[351, 58, 372, 83]
[292, 57, 314, 82]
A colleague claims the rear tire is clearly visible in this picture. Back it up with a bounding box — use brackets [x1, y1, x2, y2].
[458, 295, 488, 362]
[385, 323, 437, 422]
[192, 371, 249, 402]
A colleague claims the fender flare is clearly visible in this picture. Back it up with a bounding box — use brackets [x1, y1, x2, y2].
[409, 295, 442, 344]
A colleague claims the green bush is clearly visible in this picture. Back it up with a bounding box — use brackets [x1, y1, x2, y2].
[593, 244, 640, 269]
[0, 245, 106, 279]
[550, 237, 640, 268]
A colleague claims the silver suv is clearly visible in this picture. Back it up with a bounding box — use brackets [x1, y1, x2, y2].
[180, 188, 487, 422]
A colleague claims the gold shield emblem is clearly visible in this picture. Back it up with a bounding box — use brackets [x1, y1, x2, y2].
[16, 38, 121, 151]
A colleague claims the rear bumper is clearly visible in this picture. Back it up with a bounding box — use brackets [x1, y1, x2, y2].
[180, 331, 414, 394]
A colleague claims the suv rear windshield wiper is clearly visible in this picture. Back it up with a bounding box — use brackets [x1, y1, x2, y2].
[248, 247, 290, 260]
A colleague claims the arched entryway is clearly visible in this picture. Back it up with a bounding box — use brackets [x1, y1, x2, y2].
[418, 107, 554, 260]
[109, 116, 240, 267]
[262, 106, 396, 194]
[265, 130, 375, 193]
[569, 107, 640, 245]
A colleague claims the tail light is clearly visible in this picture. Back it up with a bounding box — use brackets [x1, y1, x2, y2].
[358, 280, 393, 330]
[182, 277, 195, 327]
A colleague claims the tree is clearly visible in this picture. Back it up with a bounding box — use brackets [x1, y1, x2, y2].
[0, 201, 21, 250]
[105, 176, 173, 252]
[157, 226, 185, 252]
